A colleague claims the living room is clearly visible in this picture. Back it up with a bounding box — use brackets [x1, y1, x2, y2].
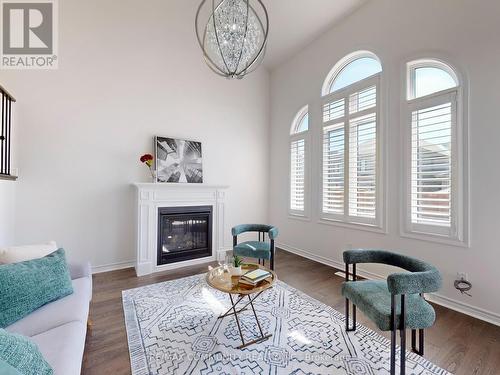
[0, 0, 499, 374]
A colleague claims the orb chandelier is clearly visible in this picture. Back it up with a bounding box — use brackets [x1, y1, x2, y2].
[195, 0, 269, 79]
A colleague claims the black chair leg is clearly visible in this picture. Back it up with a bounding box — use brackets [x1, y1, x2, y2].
[390, 294, 408, 375]
[400, 295, 406, 375]
[345, 298, 356, 331]
[270, 239, 275, 271]
[390, 294, 396, 375]
[344, 263, 356, 332]
[411, 329, 424, 356]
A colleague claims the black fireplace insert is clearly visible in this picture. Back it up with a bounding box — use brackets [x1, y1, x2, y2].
[157, 206, 212, 265]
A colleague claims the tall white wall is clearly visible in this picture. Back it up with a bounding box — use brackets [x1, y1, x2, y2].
[269, 0, 500, 323]
[0, 181, 16, 246]
[0, 0, 270, 269]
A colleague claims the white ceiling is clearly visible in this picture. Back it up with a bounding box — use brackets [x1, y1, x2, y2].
[262, 0, 367, 69]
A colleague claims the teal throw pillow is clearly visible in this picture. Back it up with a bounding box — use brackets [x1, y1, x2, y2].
[0, 248, 74, 328]
[0, 329, 52, 375]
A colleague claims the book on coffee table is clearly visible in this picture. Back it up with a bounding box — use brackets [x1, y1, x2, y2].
[240, 269, 272, 286]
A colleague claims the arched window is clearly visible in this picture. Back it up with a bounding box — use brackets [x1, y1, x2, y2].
[404, 59, 467, 243]
[407, 59, 458, 99]
[291, 107, 309, 134]
[320, 51, 383, 227]
[322, 51, 382, 95]
[290, 105, 309, 215]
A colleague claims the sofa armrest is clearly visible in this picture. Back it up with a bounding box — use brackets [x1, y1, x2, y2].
[68, 261, 91, 280]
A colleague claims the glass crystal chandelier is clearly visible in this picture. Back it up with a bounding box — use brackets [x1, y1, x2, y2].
[195, 0, 269, 79]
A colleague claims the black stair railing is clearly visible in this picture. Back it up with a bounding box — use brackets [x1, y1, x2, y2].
[0, 84, 16, 179]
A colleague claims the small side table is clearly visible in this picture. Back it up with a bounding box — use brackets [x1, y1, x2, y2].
[206, 263, 277, 349]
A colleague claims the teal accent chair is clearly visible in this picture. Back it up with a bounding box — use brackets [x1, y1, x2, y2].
[232, 224, 279, 270]
[342, 249, 442, 375]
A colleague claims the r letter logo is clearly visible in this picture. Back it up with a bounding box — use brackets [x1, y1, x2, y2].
[1, 0, 58, 69]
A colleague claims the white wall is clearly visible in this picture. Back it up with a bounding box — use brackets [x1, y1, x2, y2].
[0, 0, 270, 269]
[0, 181, 16, 246]
[269, 0, 500, 323]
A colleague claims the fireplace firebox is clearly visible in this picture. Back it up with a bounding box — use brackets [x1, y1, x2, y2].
[157, 206, 213, 265]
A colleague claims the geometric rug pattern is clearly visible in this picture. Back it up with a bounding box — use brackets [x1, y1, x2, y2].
[122, 274, 451, 375]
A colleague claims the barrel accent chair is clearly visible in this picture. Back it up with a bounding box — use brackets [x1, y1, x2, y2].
[342, 249, 442, 375]
[231, 224, 278, 270]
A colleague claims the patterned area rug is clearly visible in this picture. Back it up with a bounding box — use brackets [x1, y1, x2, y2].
[122, 274, 450, 375]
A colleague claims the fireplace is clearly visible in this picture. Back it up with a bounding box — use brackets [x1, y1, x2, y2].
[134, 183, 227, 276]
[157, 206, 213, 265]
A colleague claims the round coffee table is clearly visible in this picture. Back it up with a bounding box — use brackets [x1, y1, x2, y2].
[206, 263, 277, 349]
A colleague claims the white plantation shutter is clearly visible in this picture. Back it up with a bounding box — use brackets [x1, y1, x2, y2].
[323, 123, 345, 214]
[322, 76, 380, 225]
[290, 139, 305, 211]
[407, 91, 458, 237]
[349, 86, 376, 114]
[349, 113, 377, 218]
[323, 98, 345, 122]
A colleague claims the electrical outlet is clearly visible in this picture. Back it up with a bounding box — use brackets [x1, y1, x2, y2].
[457, 272, 468, 281]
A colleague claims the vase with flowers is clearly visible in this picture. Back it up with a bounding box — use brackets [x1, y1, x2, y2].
[140, 154, 156, 182]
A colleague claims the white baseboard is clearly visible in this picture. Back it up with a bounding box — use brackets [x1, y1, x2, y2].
[426, 293, 500, 327]
[277, 242, 500, 327]
[92, 260, 135, 274]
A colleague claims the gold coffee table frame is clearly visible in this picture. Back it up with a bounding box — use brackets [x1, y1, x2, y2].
[206, 263, 277, 349]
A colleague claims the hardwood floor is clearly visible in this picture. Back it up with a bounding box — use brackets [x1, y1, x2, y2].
[82, 249, 500, 375]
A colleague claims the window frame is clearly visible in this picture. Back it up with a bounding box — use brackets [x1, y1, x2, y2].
[289, 105, 310, 219]
[320, 72, 384, 229]
[401, 58, 469, 246]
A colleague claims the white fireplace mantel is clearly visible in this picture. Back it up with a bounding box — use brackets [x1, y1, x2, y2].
[133, 183, 229, 276]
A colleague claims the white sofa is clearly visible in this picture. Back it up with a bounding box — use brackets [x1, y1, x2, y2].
[4, 262, 92, 375]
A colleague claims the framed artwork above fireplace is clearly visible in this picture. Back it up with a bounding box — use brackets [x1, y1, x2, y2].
[155, 136, 203, 183]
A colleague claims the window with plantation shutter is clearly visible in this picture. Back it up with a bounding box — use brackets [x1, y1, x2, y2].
[349, 112, 377, 219]
[322, 122, 344, 214]
[404, 59, 468, 243]
[290, 139, 305, 211]
[321, 52, 383, 227]
[289, 106, 309, 217]
[411, 101, 453, 227]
